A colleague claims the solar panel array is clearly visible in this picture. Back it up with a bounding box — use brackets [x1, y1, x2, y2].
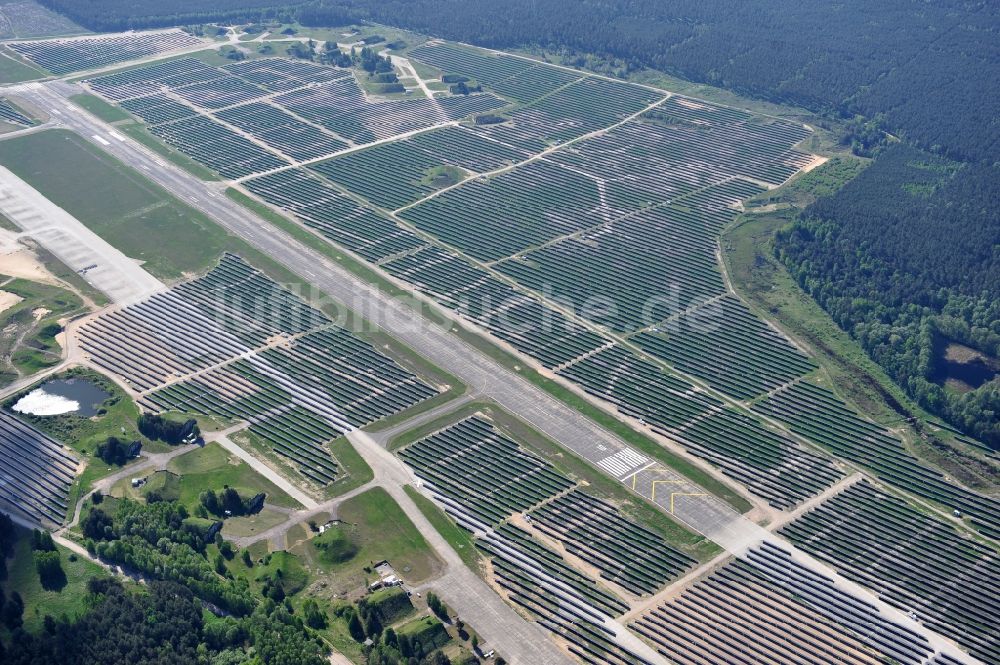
[0, 410, 78, 525]
[79, 43, 995, 537]
[0, 97, 33, 126]
[403, 414, 696, 662]
[780, 480, 1000, 664]
[78, 254, 437, 485]
[631, 543, 936, 665]
[10, 30, 201, 75]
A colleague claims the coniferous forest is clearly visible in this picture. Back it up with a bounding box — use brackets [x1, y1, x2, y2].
[777, 146, 1000, 447]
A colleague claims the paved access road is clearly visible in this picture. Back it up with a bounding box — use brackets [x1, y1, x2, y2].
[346, 431, 575, 665]
[17, 80, 982, 665]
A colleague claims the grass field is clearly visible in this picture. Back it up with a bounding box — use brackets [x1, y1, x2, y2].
[404, 484, 482, 573]
[323, 437, 374, 498]
[164, 441, 302, 509]
[290, 487, 440, 597]
[1, 525, 108, 635]
[0, 49, 46, 84]
[0, 129, 230, 279]
[67, 93, 131, 123]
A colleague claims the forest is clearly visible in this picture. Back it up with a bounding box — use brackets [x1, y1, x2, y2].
[1, 578, 329, 665]
[777, 144, 1000, 448]
[36, 0, 308, 32]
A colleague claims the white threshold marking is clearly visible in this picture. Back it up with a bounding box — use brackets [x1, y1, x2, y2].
[92, 134, 111, 146]
[597, 448, 649, 478]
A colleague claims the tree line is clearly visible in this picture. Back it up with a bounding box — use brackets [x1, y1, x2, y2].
[776, 143, 1000, 448]
[1, 578, 328, 665]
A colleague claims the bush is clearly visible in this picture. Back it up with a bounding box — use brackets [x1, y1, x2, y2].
[137, 414, 199, 444]
[95, 437, 133, 465]
[35, 551, 66, 590]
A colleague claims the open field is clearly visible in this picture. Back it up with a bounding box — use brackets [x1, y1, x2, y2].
[0, 47, 47, 84]
[0, 277, 83, 383]
[290, 486, 440, 597]
[0, 523, 107, 635]
[0, 129, 229, 280]
[165, 442, 301, 509]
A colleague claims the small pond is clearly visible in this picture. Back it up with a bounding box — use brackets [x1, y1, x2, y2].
[11, 378, 110, 417]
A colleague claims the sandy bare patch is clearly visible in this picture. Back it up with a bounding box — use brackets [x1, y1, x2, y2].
[0, 228, 59, 284]
[799, 154, 828, 173]
[675, 97, 711, 110]
[0, 289, 23, 314]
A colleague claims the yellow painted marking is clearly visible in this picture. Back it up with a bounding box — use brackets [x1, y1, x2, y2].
[670, 492, 708, 514]
[631, 474, 638, 491]
[649, 479, 684, 502]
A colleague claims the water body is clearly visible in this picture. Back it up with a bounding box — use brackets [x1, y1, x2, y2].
[11, 378, 110, 416]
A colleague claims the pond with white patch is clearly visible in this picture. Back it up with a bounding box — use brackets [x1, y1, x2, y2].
[11, 378, 110, 416]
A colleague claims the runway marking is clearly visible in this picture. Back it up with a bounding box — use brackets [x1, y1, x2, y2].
[670, 492, 707, 514]
[650, 479, 684, 502]
[622, 460, 656, 487]
[92, 134, 110, 146]
[597, 448, 649, 478]
[108, 130, 125, 141]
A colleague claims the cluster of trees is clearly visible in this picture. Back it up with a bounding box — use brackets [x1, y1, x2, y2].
[0, 516, 25, 631]
[0, 500, 331, 663]
[0, 512, 15, 580]
[83, 499, 257, 616]
[0, 588, 24, 632]
[355, 46, 405, 93]
[426, 591, 448, 621]
[777, 144, 1000, 447]
[94, 437, 138, 466]
[198, 487, 265, 517]
[30, 530, 65, 590]
[136, 413, 199, 444]
[0, 579, 328, 665]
